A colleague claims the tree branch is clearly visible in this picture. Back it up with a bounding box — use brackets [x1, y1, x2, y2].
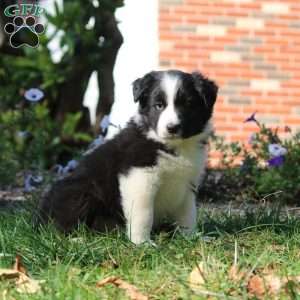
[94, 10, 123, 133]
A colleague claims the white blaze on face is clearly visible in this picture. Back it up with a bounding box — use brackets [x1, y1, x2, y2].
[157, 74, 181, 138]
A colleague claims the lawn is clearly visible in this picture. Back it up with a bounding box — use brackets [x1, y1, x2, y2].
[1, 201, 300, 299]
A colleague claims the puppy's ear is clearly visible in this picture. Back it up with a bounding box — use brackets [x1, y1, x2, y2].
[132, 72, 156, 104]
[132, 78, 143, 103]
[192, 72, 218, 109]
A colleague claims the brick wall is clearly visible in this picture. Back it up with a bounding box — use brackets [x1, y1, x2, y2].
[159, 0, 300, 148]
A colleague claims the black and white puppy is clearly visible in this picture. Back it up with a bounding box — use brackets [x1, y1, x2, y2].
[37, 70, 218, 244]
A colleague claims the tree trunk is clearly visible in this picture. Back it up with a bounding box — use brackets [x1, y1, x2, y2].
[54, 58, 93, 132]
[94, 9, 123, 133]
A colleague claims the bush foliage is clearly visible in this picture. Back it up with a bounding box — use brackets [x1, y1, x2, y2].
[200, 115, 300, 205]
[0, 0, 123, 186]
[0, 102, 92, 186]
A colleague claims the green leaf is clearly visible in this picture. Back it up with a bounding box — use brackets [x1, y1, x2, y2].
[62, 112, 82, 137]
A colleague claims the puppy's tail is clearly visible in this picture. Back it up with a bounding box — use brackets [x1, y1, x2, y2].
[34, 174, 92, 232]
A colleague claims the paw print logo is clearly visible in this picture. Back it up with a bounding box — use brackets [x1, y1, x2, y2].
[4, 16, 45, 48]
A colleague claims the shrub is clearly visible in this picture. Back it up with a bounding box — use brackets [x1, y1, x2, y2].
[200, 113, 300, 205]
[0, 93, 92, 187]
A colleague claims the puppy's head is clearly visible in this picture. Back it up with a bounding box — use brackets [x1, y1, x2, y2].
[132, 70, 218, 140]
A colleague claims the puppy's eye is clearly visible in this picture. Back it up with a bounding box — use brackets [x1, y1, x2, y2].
[154, 103, 164, 110]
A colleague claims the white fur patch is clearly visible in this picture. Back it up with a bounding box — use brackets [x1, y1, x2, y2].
[119, 167, 160, 244]
[119, 128, 209, 244]
[157, 74, 181, 139]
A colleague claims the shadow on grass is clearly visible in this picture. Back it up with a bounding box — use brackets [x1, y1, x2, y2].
[198, 202, 300, 238]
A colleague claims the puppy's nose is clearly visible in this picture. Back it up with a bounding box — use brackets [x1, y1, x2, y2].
[167, 123, 180, 134]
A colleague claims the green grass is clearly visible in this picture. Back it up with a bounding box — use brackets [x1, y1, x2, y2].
[1, 203, 300, 299]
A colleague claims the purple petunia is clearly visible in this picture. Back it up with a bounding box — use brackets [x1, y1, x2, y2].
[24, 174, 43, 192]
[17, 131, 30, 138]
[244, 112, 260, 126]
[63, 160, 79, 173]
[268, 155, 285, 167]
[268, 143, 287, 157]
[100, 115, 110, 131]
[53, 160, 79, 177]
[267, 144, 287, 167]
[84, 135, 106, 156]
[24, 88, 44, 102]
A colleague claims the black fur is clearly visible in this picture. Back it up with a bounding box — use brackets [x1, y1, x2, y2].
[37, 121, 174, 232]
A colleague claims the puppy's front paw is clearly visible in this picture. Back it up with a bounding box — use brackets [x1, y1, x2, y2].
[127, 222, 153, 245]
[128, 232, 158, 246]
[130, 235, 153, 245]
[130, 238, 157, 248]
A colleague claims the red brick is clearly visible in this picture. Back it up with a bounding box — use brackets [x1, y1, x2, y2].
[283, 118, 300, 125]
[158, 0, 300, 144]
[265, 37, 291, 46]
[227, 28, 250, 35]
[239, 3, 262, 10]
[174, 43, 198, 50]
[160, 15, 184, 23]
[241, 91, 263, 97]
[267, 91, 290, 97]
[212, 37, 238, 44]
[278, 14, 300, 21]
[239, 71, 264, 79]
[227, 63, 251, 70]
[231, 116, 249, 123]
[213, 115, 227, 122]
[172, 7, 200, 15]
[282, 82, 300, 89]
[224, 10, 249, 17]
[184, 15, 209, 24]
[215, 106, 242, 114]
[267, 54, 291, 63]
[265, 21, 289, 29]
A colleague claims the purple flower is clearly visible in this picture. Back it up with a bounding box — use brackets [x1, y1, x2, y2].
[268, 143, 287, 157]
[100, 115, 110, 131]
[63, 160, 79, 173]
[24, 174, 43, 192]
[53, 164, 64, 175]
[84, 135, 106, 155]
[268, 155, 285, 167]
[244, 112, 260, 126]
[53, 160, 79, 177]
[17, 131, 30, 138]
[24, 88, 44, 102]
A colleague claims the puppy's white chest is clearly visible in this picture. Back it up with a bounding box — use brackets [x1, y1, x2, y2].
[119, 143, 207, 234]
[153, 149, 204, 222]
